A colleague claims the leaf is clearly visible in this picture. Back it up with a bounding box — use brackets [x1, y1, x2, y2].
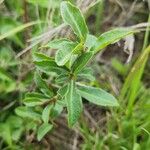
[27, 0, 49, 8]
[55, 41, 77, 66]
[61, 1, 88, 41]
[85, 34, 97, 50]
[78, 67, 95, 81]
[23, 95, 49, 107]
[27, 0, 60, 8]
[44, 39, 78, 66]
[35, 60, 68, 74]
[25, 92, 50, 99]
[33, 52, 53, 62]
[72, 52, 93, 74]
[6, 115, 23, 128]
[0, 67, 14, 81]
[34, 72, 53, 97]
[44, 38, 71, 49]
[50, 103, 63, 119]
[42, 105, 52, 123]
[0, 123, 12, 146]
[72, 42, 84, 54]
[65, 80, 82, 127]
[57, 84, 68, 98]
[23, 98, 45, 107]
[0, 21, 40, 41]
[77, 84, 119, 106]
[37, 123, 53, 141]
[55, 74, 69, 84]
[93, 28, 134, 53]
[15, 106, 41, 120]
[12, 128, 23, 141]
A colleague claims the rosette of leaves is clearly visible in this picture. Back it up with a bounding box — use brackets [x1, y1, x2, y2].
[15, 1, 136, 141]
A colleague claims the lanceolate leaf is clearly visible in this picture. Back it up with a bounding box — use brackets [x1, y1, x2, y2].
[78, 67, 95, 81]
[33, 52, 53, 62]
[42, 105, 52, 123]
[72, 52, 93, 74]
[77, 84, 119, 107]
[72, 42, 84, 54]
[37, 123, 53, 141]
[44, 38, 71, 49]
[15, 106, 41, 120]
[23, 92, 50, 107]
[25, 92, 49, 99]
[0, 68, 11, 81]
[55, 74, 69, 84]
[57, 84, 68, 98]
[50, 103, 63, 119]
[23, 92, 51, 107]
[85, 34, 97, 50]
[27, 0, 60, 8]
[92, 28, 134, 53]
[65, 80, 82, 127]
[61, 1, 88, 41]
[55, 41, 77, 66]
[23, 98, 48, 107]
[35, 60, 68, 74]
[34, 72, 53, 98]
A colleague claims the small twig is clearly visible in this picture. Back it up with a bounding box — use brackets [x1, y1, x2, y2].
[1, 100, 16, 112]
[23, 0, 30, 44]
[16, 24, 66, 58]
[84, 107, 98, 128]
[72, 130, 79, 150]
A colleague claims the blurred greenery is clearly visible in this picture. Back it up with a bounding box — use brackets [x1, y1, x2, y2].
[0, 0, 149, 149]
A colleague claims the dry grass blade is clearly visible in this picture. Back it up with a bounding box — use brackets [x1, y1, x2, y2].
[0, 21, 40, 41]
[16, 24, 66, 58]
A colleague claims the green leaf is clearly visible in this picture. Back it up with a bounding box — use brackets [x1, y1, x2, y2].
[0, 123, 12, 146]
[0, 67, 14, 81]
[78, 67, 95, 81]
[61, 1, 88, 41]
[37, 123, 53, 141]
[72, 52, 93, 74]
[27, 0, 60, 8]
[50, 103, 63, 119]
[25, 92, 50, 99]
[35, 60, 68, 74]
[65, 80, 82, 127]
[55, 74, 69, 84]
[27, 0, 49, 8]
[6, 115, 23, 128]
[77, 84, 119, 106]
[12, 128, 23, 141]
[34, 72, 53, 97]
[57, 84, 68, 98]
[15, 106, 41, 120]
[44, 38, 71, 49]
[72, 42, 84, 54]
[23, 93, 50, 107]
[23, 98, 43, 107]
[23, 98, 49, 107]
[33, 52, 53, 62]
[55, 41, 77, 66]
[93, 28, 134, 53]
[42, 105, 52, 123]
[85, 34, 97, 50]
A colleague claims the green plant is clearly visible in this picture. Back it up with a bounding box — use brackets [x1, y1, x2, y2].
[15, 1, 139, 141]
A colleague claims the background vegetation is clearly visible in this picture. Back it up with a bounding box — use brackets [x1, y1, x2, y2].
[0, 0, 150, 149]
